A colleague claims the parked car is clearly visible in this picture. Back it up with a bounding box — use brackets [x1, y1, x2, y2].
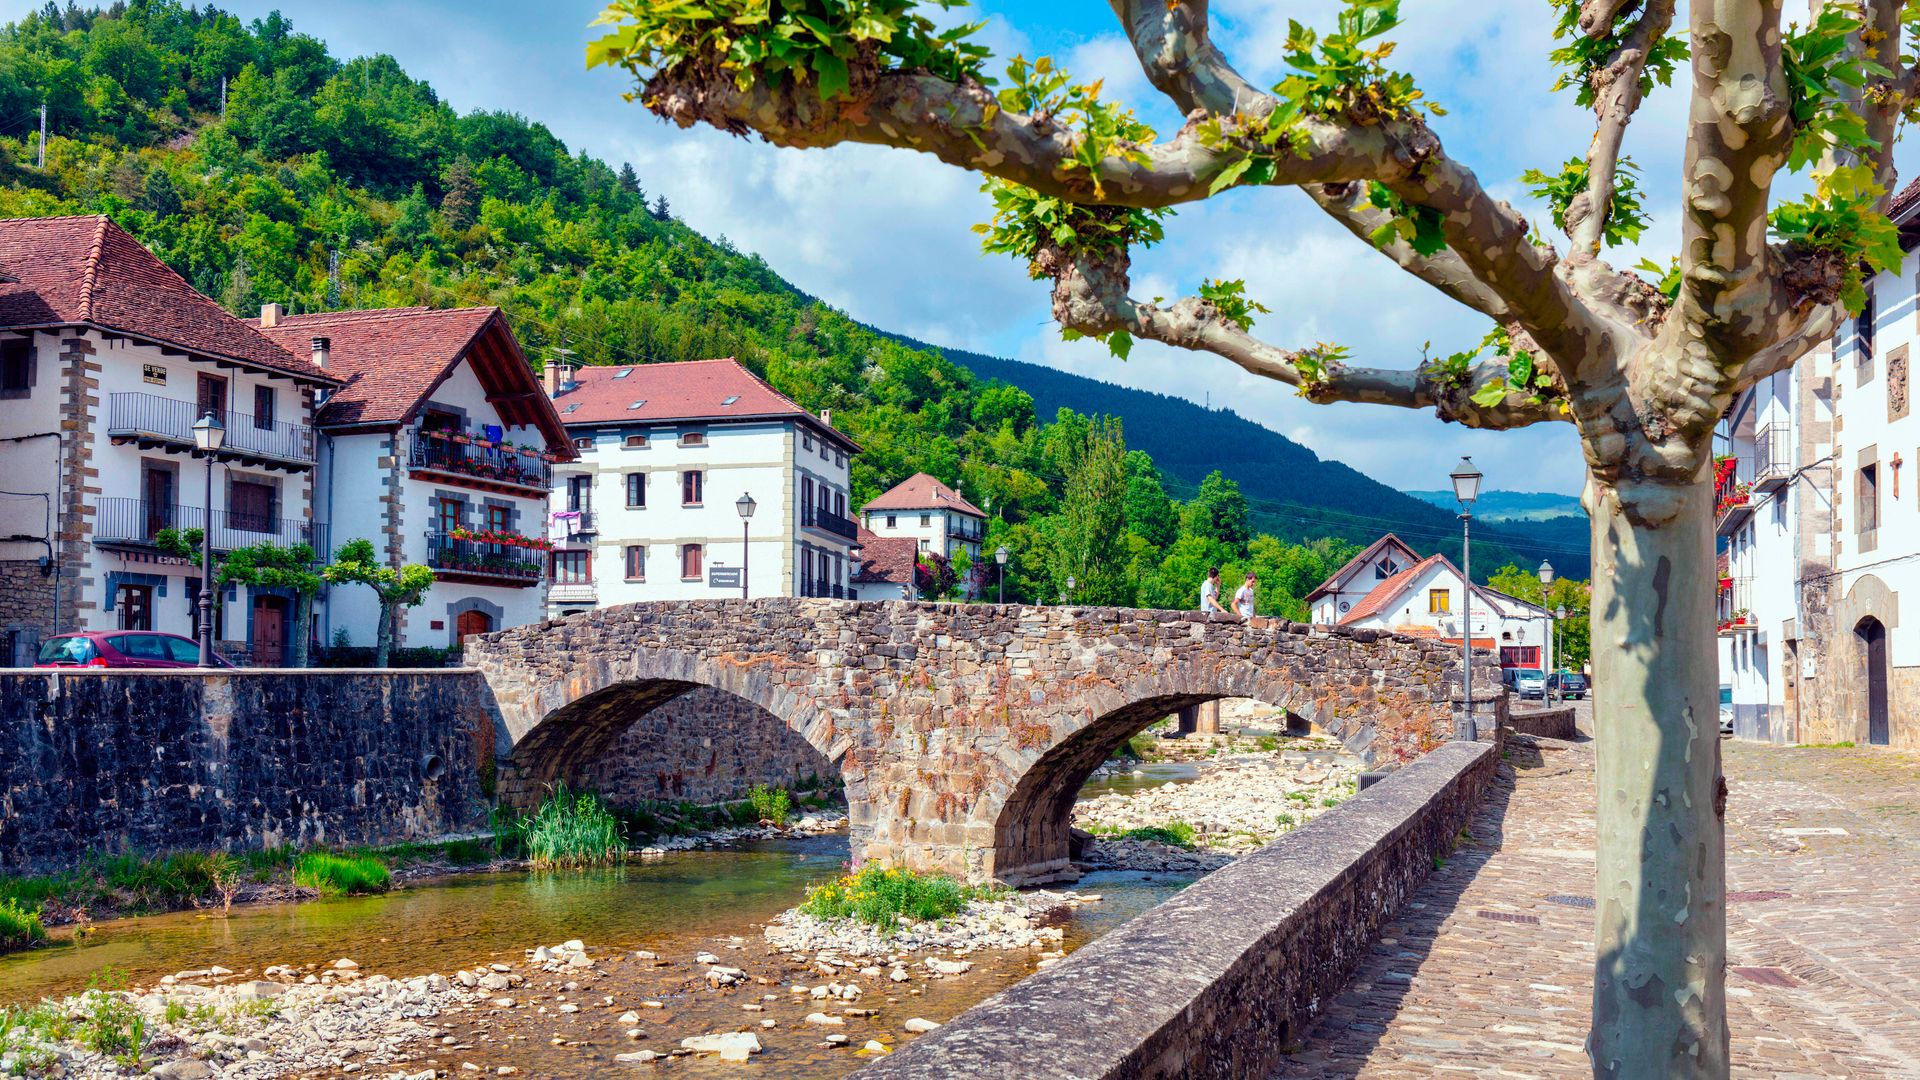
[34, 631, 231, 669]
[1719, 685, 1734, 735]
[1547, 671, 1588, 699]
[1512, 669, 1547, 699]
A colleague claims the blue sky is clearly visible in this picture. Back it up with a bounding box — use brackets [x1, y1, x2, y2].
[12, 1, 1915, 497]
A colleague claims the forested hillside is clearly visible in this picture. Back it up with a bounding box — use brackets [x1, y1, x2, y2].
[0, 1, 1577, 609]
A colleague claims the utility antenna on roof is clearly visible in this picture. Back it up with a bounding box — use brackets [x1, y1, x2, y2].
[37, 101, 46, 169]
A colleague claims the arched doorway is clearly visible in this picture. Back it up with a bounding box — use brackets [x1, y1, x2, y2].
[1858, 617, 1890, 746]
[455, 608, 494, 647]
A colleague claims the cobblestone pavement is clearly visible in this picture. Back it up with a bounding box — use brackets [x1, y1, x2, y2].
[1278, 706, 1920, 1078]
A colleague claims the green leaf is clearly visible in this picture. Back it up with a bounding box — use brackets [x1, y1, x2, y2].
[1469, 378, 1510, 408]
[812, 51, 849, 100]
[1107, 329, 1134, 360]
[1209, 156, 1254, 196]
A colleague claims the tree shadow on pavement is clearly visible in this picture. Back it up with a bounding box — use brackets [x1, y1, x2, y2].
[1270, 737, 1531, 1078]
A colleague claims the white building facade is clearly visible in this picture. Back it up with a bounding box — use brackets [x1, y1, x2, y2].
[859, 473, 986, 562]
[1306, 535, 1556, 674]
[259, 306, 574, 654]
[0, 216, 336, 665]
[544, 360, 860, 615]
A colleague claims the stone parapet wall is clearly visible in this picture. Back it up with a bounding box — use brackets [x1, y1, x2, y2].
[582, 686, 835, 807]
[0, 561, 56, 661]
[853, 739, 1498, 1080]
[1507, 705, 1577, 740]
[0, 670, 490, 873]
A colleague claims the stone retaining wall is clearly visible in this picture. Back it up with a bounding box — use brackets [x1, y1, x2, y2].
[583, 687, 836, 807]
[1507, 705, 1578, 740]
[0, 670, 490, 873]
[853, 739, 1498, 1080]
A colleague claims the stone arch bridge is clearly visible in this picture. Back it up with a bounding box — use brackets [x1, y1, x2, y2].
[466, 599, 1491, 885]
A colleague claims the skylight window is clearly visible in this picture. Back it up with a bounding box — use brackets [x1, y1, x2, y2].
[563, 403, 579, 413]
[721, 395, 740, 406]
[627, 400, 647, 410]
[613, 368, 633, 379]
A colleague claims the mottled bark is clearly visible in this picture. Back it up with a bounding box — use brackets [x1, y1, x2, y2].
[1568, 0, 1677, 255]
[1586, 474, 1728, 1078]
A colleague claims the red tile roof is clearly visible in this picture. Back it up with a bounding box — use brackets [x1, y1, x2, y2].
[1338, 554, 1446, 625]
[862, 472, 985, 518]
[851, 527, 921, 588]
[550, 359, 857, 450]
[1305, 533, 1421, 601]
[253, 306, 573, 454]
[0, 215, 334, 384]
[1892, 172, 1920, 219]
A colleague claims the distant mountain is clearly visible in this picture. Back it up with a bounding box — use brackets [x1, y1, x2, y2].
[1406, 489, 1586, 523]
[907, 341, 1594, 579]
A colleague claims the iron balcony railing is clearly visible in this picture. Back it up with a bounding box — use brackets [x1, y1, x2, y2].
[1751, 424, 1792, 492]
[1717, 577, 1755, 634]
[107, 392, 316, 466]
[425, 532, 545, 582]
[92, 497, 328, 555]
[799, 581, 847, 599]
[408, 428, 552, 492]
[803, 505, 859, 541]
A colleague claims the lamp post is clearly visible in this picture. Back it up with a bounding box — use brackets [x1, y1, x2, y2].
[1553, 604, 1568, 702]
[995, 545, 1009, 604]
[1062, 575, 1075, 605]
[1450, 456, 1483, 738]
[193, 413, 226, 667]
[1538, 559, 1555, 699]
[735, 492, 756, 600]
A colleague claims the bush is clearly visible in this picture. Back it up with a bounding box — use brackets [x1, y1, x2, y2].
[508, 786, 626, 869]
[0, 897, 45, 951]
[799, 865, 993, 932]
[747, 784, 791, 826]
[1092, 821, 1199, 848]
[292, 852, 392, 896]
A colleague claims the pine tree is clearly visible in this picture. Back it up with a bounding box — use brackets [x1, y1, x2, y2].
[439, 155, 479, 229]
[617, 161, 642, 198]
[651, 193, 670, 221]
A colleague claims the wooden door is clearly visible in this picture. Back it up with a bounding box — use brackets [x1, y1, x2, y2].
[196, 373, 228, 419]
[117, 584, 153, 631]
[455, 609, 493, 647]
[143, 467, 174, 539]
[250, 595, 287, 666]
[1862, 618, 1890, 746]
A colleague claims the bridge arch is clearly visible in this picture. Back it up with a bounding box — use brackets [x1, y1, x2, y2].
[494, 648, 867, 820]
[982, 660, 1396, 885]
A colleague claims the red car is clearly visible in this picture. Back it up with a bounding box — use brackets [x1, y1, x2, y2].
[34, 631, 232, 669]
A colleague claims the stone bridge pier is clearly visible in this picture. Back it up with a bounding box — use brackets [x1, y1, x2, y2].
[465, 599, 1493, 885]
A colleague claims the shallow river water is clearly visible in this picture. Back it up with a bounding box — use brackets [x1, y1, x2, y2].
[0, 834, 1192, 1076]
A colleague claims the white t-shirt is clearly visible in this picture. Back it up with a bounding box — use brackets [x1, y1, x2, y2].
[1200, 577, 1221, 610]
[1233, 582, 1256, 617]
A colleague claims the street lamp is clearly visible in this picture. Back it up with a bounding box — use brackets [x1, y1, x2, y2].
[1450, 456, 1483, 738]
[735, 492, 756, 600]
[1538, 559, 1555, 698]
[193, 412, 226, 667]
[995, 545, 1009, 604]
[1063, 575, 1076, 604]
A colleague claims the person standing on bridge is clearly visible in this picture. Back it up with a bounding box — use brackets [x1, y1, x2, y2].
[1200, 567, 1227, 614]
[1233, 571, 1257, 618]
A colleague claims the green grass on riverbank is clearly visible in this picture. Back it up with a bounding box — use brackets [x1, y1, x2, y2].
[292, 853, 392, 896]
[0, 898, 45, 950]
[1086, 821, 1201, 849]
[799, 865, 1001, 932]
[495, 786, 626, 869]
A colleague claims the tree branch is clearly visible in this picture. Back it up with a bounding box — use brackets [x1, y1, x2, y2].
[1108, 0, 1270, 116]
[1568, 0, 1677, 253]
[642, 66, 1426, 209]
[1674, 0, 1794, 359]
[1041, 245, 1567, 430]
[1305, 182, 1513, 320]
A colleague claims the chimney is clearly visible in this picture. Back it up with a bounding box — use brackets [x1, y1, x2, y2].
[260, 302, 284, 328]
[543, 362, 574, 398]
[820, 409, 832, 427]
[311, 336, 330, 370]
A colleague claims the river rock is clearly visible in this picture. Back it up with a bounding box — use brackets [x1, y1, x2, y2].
[863, 1040, 889, 1053]
[614, 1050, 658, 1063]
[332, 959, 360, 971]
[681, 1032, 761, 1057]
[567, 952, 594, 969]
[804, 1013, 845, 1026]
[618, 1011, 641, 1024]
[904, 1017, 939, 1033]
[925, 958, 971, 975]
[151, 1059, 215, 1080]
[479, 974, 511, 991]
[694, 952, 719, 964]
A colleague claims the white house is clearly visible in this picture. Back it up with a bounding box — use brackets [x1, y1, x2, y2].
[256, 306, 575, 653]
[860, 472, 986, 562]
[544, 359, 861, 614]
[848, 527, 919, 601]
[1717, 175, 1920, 748]
[1306, 535, 1555, 673]
[0, 215, 338, 665]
